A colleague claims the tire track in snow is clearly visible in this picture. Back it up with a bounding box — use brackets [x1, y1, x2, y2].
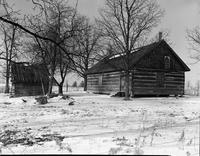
[60, 120, 199, 139]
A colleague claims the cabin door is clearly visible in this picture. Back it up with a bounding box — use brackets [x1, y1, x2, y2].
[157, 72, 165, 88]
[120, 74, 132, 93]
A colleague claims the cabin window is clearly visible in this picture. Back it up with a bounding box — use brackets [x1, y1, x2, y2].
[164, 56, 170, 69]
[98, 75, 103, 85]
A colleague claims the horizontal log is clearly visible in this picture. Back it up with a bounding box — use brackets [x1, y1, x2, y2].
[88, 75, 120, 81]
[103, 78, 120, 81]
[166, 72, 184, 75]
[87, 78, 99, 80]
[133, 75, 156, 78]
[133, 79, 156, 83]
[103, 71, 121, 75]
[87, 75, 99, 78]
[133, 86, 183, 90]
[133, 85, 184, 90]
[134, 82, 156, 86]
[87, 81, 98, 84]
[165, 81, 184, 85]
[88, 88, 119, 92]
[89, 80, 120, 84]
[165, 74, 184, 78]
[99, 89, 119, 92]
[134, 72, 157, 76]
[165, 86, 184, 89]
[87, 84, 119, 88]
[133, 83, 157, 87]
[102, 82, 120, 85]
[88, 72, 121, 77]
[88, 83, 120, 86]
[88, 83, 99, 86]
[165, 84, 184, 87]
[133, 76, 156, 80]
[165, 77, 184, 81]
[88, 84, 119, 87]
[87, 79, 99, 82]
[133, 88, 183, 94]
[103, 72, 121, 76]
[87, 77, 99, 80]
[103, 75, 120, 79]
[103, 77, 120, 81]
[133, 91, 183, 95]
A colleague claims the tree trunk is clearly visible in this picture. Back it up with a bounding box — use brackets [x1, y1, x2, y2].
[47, 77, 53, 96]
[5, 75, 9, 93]
[124, 71, 130, 100]
[58, 82, 63, 95]
[66, 81, 68, 92]
[83, 75, 87, 91]
[5, 57, 9, 93]
[47, 68, 54, 96]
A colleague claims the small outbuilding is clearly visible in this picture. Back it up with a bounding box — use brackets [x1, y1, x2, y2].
[10, 62, 49, 97]
[86, 40, 190, 97]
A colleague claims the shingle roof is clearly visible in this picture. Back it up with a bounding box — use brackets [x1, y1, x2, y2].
[11, 62, 49, 84]
[86, 40, 190, 74]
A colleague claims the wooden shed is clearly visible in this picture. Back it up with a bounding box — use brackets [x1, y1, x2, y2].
[86, 40, 190, 97]
[10, 62, 49, 97]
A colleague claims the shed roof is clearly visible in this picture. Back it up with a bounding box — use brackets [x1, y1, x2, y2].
[11, 62, 49, 84]
[86, 40, 190, 74]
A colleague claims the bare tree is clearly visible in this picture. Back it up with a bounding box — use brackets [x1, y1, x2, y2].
[0, 1, 21, 93]
[0, 24, 18, 93]
[0, 0, 89, 96]
[72, 16, 103, 91]
[186, 80, 191, 90]
[97, 0, 164, 99]
[24, 0, 82, 95]
[55, 38, 73, 95]
[0, 0, 81, 63]
[187, 26, 200, 63]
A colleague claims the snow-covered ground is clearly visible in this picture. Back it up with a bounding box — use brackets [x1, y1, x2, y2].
[0, 93, 199, 155]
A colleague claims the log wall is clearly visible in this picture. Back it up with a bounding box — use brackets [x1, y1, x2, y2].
[12, 83, 48, 97]
[87, 70, 185, 96]
[132, 70, 184, 96]
[87, 71, 121, 94]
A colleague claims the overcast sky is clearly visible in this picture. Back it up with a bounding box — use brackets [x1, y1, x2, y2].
[4, 0, 200, 85]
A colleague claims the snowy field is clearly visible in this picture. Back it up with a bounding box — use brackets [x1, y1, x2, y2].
[0, 93, 199, 155]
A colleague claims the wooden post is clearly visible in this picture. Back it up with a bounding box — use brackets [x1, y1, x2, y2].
[40, 77, 45, 95]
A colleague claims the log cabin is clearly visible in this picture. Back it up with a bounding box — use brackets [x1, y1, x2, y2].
[85, 39, 190, 97]
[10, 62, 49, 97]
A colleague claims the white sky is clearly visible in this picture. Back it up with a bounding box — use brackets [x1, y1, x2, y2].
[4, 0, 200, 85]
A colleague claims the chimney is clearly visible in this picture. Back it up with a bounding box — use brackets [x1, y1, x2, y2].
[159, 32, 162, 41]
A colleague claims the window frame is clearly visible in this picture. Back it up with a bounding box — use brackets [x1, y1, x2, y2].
[164, 56, 170, 69]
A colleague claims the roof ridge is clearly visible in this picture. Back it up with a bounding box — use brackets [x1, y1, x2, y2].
[110, 40, 163, 58]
